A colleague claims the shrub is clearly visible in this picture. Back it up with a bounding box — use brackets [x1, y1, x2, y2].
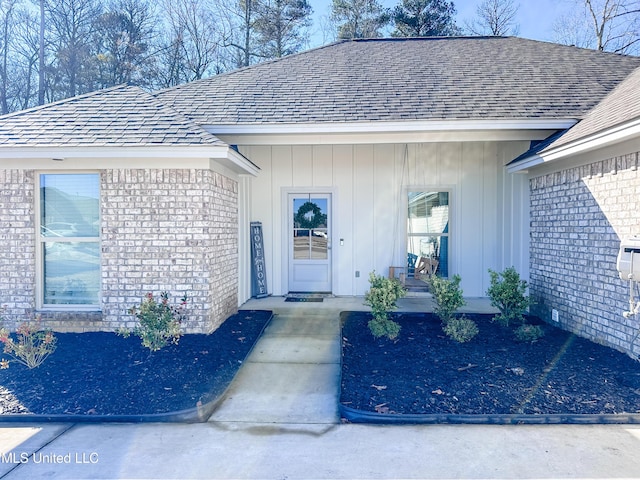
[443, 315, 479, 343]
[486, 267, 531, 327]
[0, 309, 57, 369]
[121, 292, 187, 351]
[427, 275, 479, 342]
[515, 324, 544, 342]
[514, 324, 544, 343]
[364, 272, 406, 339]
[368, 316, 402, 340]
[428, 274, 466, 325]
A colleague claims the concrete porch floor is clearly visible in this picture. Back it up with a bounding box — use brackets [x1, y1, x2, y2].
[240, 294, 500, 315]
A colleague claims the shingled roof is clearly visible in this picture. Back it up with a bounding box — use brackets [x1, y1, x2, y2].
[508, 63, 640, 169]
[543, 65, 640, 150]
[0, 85, 224, 147]
[154, 37, 640, 126]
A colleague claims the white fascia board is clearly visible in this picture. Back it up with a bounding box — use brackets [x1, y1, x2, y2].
[221, 148, 260, 176]
[205, 119, 578, 136]
[537, 118, 640, 163]
[508, 118, 640, 173]
[506, 155, 543, 174]
[0, 144, 228, 159]
[0, 144, 259, 175]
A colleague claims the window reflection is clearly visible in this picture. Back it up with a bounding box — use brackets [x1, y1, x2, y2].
[292, 197, 328, 260]
[41, 174, 100, 237]
[43, 242, 100, 304]
[40, 173, 100, 306]
[407, 191, 449, 277]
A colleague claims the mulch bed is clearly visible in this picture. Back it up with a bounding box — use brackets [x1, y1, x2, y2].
[0, 310, 271, 418]
[340, 312, 640, 418]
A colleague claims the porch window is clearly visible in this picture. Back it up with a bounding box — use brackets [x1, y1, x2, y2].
[38, 173, 100, 308]
[407, 191, 449, 277]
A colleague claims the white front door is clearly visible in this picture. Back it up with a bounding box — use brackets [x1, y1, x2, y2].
[288, 193, 332, 292]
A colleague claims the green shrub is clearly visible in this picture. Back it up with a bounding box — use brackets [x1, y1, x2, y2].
[428, 274, 466, 325]
[443, 315, 479, 343]
[427, 275, 478, 342]
[364, 272, 406, 339]
[486, 267, 531, 327]
[121, 292, 187, 351]
[514, 324, 544, 342]
[368, 316, 402, 340]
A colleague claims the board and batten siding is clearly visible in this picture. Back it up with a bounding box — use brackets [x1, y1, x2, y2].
[238, 141, 530, 299]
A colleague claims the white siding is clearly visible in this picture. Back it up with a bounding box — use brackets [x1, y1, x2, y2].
[239, 141, 530, 299]
[496, 142, 531, 283]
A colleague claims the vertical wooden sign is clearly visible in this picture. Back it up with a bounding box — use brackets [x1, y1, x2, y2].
[250, 221, 269, 298]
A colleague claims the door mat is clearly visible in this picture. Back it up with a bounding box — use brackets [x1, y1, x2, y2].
[285, 296, 324, 302]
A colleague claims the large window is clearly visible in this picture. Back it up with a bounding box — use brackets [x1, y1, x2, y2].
[38, 174, 100, 307]
[407, 191, 449, 277]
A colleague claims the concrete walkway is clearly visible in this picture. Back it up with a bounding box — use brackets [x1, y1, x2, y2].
[2, 296, 640, 479]
[209, 303, 341, 427]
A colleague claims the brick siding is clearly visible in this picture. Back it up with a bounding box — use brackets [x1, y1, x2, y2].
[529, 152, 640, 357]
[0, 168, 238, 334]
[0, 170, 36, 326]
[101, 169, 238, 334]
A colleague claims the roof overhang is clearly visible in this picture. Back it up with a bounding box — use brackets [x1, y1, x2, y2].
[0, 144, 260, 176]
[507, 118, 640, 174]
[205, 119, 578, 145]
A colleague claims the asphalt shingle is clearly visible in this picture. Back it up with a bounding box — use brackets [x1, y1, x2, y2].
[543, 65, 640, 150]
[154, 37, 640, 125]
[0, 85, 225, 147]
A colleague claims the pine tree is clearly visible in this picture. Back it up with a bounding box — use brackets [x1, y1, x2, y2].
[391, 0, 459, 37]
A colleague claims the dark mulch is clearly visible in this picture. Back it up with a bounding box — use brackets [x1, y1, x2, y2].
[341, 312, 640, 417]
[0, 310, 271, 418]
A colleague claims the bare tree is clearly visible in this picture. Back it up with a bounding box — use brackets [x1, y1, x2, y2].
[37, 0, 44, 104]
[586, 0, 640, 52]
[0, 0, 20, 114]
[47, 0, 103, 98]
[316, 12, 337, 44]
[553, 0, 640, 54]
[13, 8, 41, 109]
[551, 8, 594, 48]
[239, 0, 255, 66]
[0, 1, 47, 112]
[152, 0, 223, 86]
[465, 0, 519, 36]
[93, 0, 157, 88]
[214, 0, 260, 68]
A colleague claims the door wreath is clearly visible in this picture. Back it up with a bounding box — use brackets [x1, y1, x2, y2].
[295, 201, 327, 229]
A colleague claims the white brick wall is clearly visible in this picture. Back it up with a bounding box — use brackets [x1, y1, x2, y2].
[530, 152, 640, 356]
[0, 170, 36, 327]
[0, 168, 238, 334]
[101, 169, 238, 333]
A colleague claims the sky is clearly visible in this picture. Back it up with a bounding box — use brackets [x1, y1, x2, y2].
[308, 0, 571, 47]
[455, 0, 567, 40]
